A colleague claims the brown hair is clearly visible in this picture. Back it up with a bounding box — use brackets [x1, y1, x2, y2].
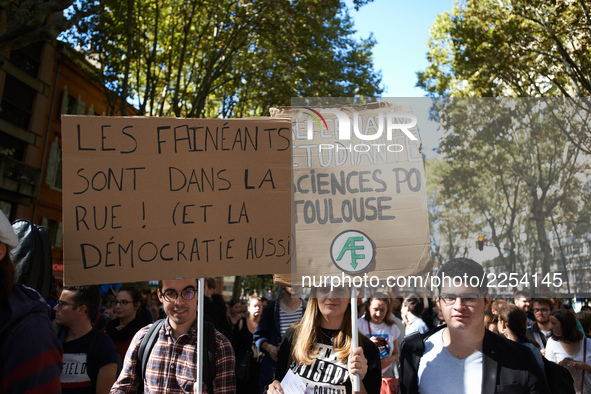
[577, 310, 591, 335]
[484, 310, 497, 327]
[206, 278, 217, 291]
[532, 298, 553, 309]
[498, 304, 540, 348]
[364, 297, 394, 326]
[551, 309, 583, 343]
[63, 285, 101, 319]
[491, 299, 506, 312]
[118, 284, 143, 308]
[403, 293, 424, 317]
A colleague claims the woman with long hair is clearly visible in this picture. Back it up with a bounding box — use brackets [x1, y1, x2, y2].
[497, 304, 545, 373]
[545, 309, 591, 393]
[358, 296, 400, 378]
[106, 284, 146, 361]
[267, 286, 381, 394]
[228, 298, 245, 329]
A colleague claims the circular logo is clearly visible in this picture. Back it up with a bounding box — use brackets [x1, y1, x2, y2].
[330, 230, 375, 274]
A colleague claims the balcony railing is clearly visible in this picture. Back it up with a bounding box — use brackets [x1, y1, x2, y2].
[0, 154, 40, 197]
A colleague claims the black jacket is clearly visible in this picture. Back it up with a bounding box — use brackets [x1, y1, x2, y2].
[398, 325, 550, 394]
[526, 323, 551, 350]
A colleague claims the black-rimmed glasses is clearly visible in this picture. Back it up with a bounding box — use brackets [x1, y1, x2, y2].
[56, 300, 78, 310]
[161, 288, 197, 302]
[112, 300, 132, 307]
[439, 293, 482, 306]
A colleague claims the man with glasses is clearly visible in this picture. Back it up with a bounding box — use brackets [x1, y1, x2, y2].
[399, 258, 550, 393]
[54, 285, 119, 394]
[111, 278, 236, 393]
[527, 298, 554, 352]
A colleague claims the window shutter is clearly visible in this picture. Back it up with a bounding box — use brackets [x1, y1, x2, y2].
[45, 138, 59, 186]
[60, 86, 69, 114]
[76, 96, 86, 114]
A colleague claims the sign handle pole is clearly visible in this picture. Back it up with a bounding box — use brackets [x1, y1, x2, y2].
[351, 286, 361, 393]
[197, 277, 204, 393]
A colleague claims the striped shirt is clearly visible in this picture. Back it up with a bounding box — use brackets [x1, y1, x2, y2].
[279, 303, 303, 340]
[110, 318, 235, 393]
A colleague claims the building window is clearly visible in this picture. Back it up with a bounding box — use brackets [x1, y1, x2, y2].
[0, 75, 35, 129]
[9, 42, 43, 78]
[60, 86, 86, 115]
[0, 131, 26, 160]
[41, 217, 63, 248]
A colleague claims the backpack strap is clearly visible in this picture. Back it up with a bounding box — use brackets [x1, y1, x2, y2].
[137, 319, 165, 392]
[203, 320, 216, 394]
[86, 329, 107, 392]
[404, 331, 425, 355]
[136, 319, 215, 393]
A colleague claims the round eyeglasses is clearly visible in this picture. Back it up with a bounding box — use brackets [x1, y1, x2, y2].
[161, 288, 197, 302]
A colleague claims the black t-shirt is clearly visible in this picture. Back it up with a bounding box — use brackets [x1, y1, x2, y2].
[61, 328, 119, 394]
[275, 327, 382, 394]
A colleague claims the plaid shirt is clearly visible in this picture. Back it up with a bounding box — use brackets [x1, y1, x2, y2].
[110, 318, 235, 393]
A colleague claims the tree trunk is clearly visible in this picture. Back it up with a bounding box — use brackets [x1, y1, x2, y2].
[232, 276, 242, 300]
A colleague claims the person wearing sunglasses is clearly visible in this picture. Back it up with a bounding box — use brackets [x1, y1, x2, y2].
[399, 257, 550, 394]
[111, 278, 236, 393]
[106, 284, 146, 362]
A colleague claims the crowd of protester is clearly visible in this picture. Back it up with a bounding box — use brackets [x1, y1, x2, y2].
[4, 209, 591, 393]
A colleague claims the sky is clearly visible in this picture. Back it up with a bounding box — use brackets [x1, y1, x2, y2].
[345, 1, 505, 263]
[347, 0, 456, 97]
[345, 0, 456, 158]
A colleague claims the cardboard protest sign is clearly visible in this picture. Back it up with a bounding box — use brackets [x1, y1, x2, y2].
[62, 116, 292, 285]
[271, 101, 431, 286]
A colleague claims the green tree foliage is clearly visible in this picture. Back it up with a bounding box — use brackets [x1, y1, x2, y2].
[65, 0, 383, 117]
[432, 99, 590, 286]
[418, 0, 591, 153]
[0, 0, 102, 55]
[232, 275, 274, 299]
[418, 0, 591, 97]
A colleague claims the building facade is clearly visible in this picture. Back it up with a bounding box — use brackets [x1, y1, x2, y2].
[0, 40, 134, 283]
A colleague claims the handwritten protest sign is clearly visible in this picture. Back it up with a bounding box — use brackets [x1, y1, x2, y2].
[62, 116, 292, 285]
[272, 101, 431, 287]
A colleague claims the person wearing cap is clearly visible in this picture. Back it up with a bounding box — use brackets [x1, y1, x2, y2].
[0, 210, 63, 393]
[253, 274, 307, 394]
[398, 257, 550, 394]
